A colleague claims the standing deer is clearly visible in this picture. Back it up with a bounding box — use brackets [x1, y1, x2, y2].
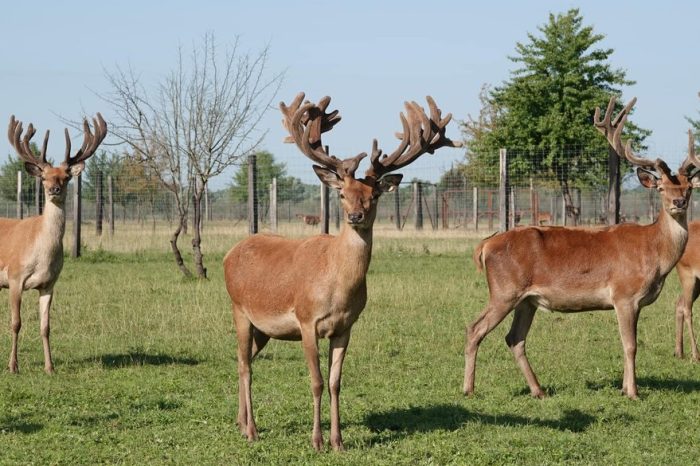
[464, 97, 700, 400]
[1, 114, 107, 373]
[223, 93, 459, 450]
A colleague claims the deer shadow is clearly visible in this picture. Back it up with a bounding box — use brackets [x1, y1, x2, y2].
[364, 403, 597, 444]
[0, 416, 43, 434]
[587, 376, 700, 394]
[84, 351, 200, 369]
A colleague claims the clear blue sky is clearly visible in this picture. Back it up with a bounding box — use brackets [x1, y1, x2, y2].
[2, 1, 699, 188]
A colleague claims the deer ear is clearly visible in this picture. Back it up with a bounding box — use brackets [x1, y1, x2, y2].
[24, 162, 43, 178]
[312, 165, 343, 190]
[68, 162, 85, 177]
[637, 167, 658, 189]
[378, 174, 403, 192]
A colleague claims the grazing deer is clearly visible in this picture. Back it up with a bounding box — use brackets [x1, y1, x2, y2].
[223, 93, 459, 450]
[464, 97, 700, 400]
[296, 213, 321, 226]
[1, 114, 107, 373]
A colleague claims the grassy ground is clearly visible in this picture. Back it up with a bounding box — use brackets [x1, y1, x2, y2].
[1, 225, 699, 464]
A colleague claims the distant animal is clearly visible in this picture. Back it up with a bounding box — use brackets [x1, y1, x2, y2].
[297, 214, 320, 226]
[1, 113, 107, 373]
[224, 93, 459, 450]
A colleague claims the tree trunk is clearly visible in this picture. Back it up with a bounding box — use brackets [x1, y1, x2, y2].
[192, 184, 207, 279]
[560, 181, 580, 226]
[170, 212, 192, 278]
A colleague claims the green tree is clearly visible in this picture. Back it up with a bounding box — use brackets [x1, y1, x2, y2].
[462, 9, 649, 221]
[1, 143, 41, 208]
[82, 151, 124, 201]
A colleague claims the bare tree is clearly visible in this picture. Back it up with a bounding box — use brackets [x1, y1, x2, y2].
[98, 33, 283, 278]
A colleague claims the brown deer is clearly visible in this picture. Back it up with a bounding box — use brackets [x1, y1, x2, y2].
[223, 93, 459, 450]
[296, 213, 321, 226]
[1, 114, 107, 373]
[673, 133, 700, 362]
[464, 97, 700, 400]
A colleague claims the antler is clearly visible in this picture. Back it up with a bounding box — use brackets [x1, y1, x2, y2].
[280, 93, 366, 178]
[64, 113, 108, 166]
[365, 96, 461, 179]
[7, 115, 50, 169]
[593, 96, 669, 174]
[679, 129, 700, 176]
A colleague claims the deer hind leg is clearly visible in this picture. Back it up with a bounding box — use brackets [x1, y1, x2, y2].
[684, 278, 700, 362]
[301, 324, 324, 451]
[328, 329, 351, 452]
[233, 309, 259, 441]
[39, 288, 54, 374]
[614, 301, 641, 400]
[8, 283, 22, 374]
[505, 301, 544, 398]
[464, 297, 516, 396]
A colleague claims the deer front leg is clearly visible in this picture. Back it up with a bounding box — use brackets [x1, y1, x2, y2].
[8, 283, 22, 374]
[328, 330, 351, 451]
[615, 302, 640, 400]
[674, 272, 697, 359]
[301, 325, 324, 451]
[39, 288, 54, 374]
[505, 302, 544, 398]
[233, 311, 258, 441]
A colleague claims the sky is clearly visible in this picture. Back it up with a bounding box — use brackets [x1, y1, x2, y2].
[1, 1, 699, 189]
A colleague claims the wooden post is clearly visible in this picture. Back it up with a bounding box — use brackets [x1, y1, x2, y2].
[530, 178, 538, 226]
[35, 176, 42, 215]
[321, 183, 330, 234]
[499, 148, 508, 232]
[247, 154, 258, 235]
[394, 187, 401, 230]
[269, 177, 278, 233]
[509, 187, 516, 229]
[607, 145, 621, 225]
[433, 185, 439, 230]
[72, 174, 82, 258]
[473, 186, 479, 230]
[95, 171, 103, 236]
[16, 171, 23, 219]
[413, 181, 423, 230]
[108, 175, 114, 237]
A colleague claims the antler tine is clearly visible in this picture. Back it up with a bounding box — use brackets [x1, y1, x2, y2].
[7, 115, 45, 167]
[680, 129, 700, 175]
[366, 96, 460, 178]
[39, 129, 49, 165]
[67, 112, 108, 165]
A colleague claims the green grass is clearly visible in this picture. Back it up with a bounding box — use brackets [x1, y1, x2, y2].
[1, 234, 699, 464]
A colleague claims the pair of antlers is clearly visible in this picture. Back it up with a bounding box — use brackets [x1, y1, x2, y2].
[7, 114, 107, 169]
[593, 96, 699, 176]
[280, 93, 461, 179]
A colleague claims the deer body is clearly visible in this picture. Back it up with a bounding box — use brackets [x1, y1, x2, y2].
[673, 220, 700, 361]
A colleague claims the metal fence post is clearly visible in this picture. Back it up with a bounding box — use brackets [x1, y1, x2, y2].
[96, 170, 103, 236]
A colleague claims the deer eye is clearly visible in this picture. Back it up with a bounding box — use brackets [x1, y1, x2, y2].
[339, 193, 345, 200]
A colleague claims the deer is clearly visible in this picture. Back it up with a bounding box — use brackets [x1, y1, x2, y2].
[1, 113, 107, 374]
[463, 96, 700, 400]
[296, 213, 321, 226]
[673, 133, 700, 362]
[223, 92, 459, 450]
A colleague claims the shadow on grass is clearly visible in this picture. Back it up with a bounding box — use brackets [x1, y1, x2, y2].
[0, 416, 43, 434]
[364, 404, 595, 442]
[587, 376, 700, 394]
[88, 351, 200, 369]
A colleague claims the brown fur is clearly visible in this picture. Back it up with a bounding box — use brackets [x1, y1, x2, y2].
[673, 220, 700, 361]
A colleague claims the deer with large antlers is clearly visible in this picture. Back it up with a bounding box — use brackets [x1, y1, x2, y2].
[1, 114, 106, 373]
[223, 93, 459, 450]
[464, 97, 700, 400]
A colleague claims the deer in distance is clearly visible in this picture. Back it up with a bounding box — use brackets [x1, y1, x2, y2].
[464, 96, 700, 400]
[223, 92, 459, 450]
[1, 114, 107, 374]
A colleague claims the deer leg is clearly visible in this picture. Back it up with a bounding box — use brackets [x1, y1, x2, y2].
[614, 301, 640, 400]
[328, 329, 351, 452]
[8, 283, 22, 374]
[674, 271, 696, 359]
[464, 298, 515, 395]
[685, 279, 700, 362]
[505, 302, 543, 398]
[301, 325, 324, 451]
[251, 327, 270, 360]
[39, 288, 54, 374]
[233, 310, 258, 441]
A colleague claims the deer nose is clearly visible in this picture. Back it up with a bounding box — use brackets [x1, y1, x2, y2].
[673, 198, 687, 209]
[348, 212, 364, 224]
[49, 186, 60, 195]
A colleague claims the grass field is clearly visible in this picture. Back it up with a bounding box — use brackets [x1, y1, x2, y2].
[1, 224, 699, 464]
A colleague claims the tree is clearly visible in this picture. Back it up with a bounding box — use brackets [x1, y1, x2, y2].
[82, 150, 123, 201]
[462, 9, 649, 222]
[99, 33, 283, 278]
[1, 143, 42, 210]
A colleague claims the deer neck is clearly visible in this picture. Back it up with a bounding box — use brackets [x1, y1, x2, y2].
[331, 223, 374, 283]
[40, 196, 67, 247]
[652, 207, 689, 273]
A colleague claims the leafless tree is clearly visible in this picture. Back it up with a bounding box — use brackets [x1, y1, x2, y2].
[98, 33, 283, 277]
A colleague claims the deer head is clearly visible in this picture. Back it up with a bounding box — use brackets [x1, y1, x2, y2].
[7, 114, 107, 204]
[280, 93, 460, 229]
[594, 97, 700, 219]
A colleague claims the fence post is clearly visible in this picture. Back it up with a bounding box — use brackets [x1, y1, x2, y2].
[95, 170, 103, 236]
[16, 171, 23, 219]
[247, 154, 258, 235]
[35, 177, 42, 215]
[270, 177, 278, 233]
[509, 188, 516, 229]
[561, 196, 567, 226]
[530, 178, 538, 225]
[334, 191, 340, 230]
[473, 186, 479, 230]
[108, 175, 114, 237]
[499, 148, 509, 232]
[321, 183, 330, 234]
[394, 187, 401, 230]
[72, 174, 82, 258]
[607, 145, 621, 225]
[433, 185, 439, 230]
[413, 181, 423, 230]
